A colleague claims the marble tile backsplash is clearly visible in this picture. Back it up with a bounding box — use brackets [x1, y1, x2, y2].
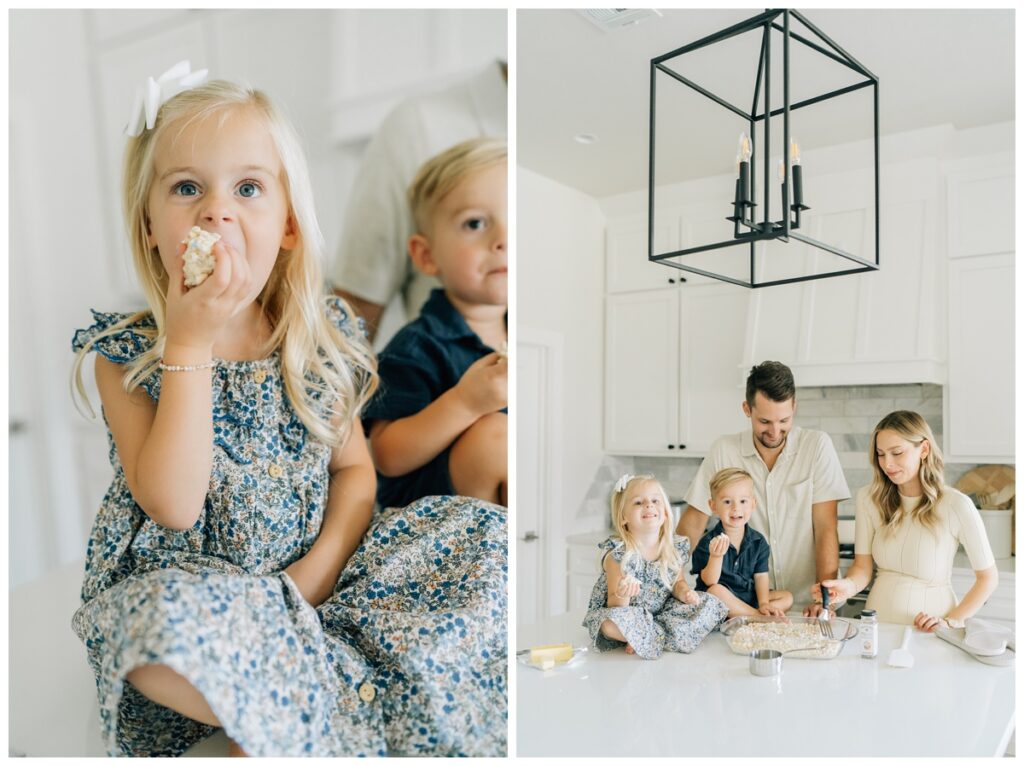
[581, 383, 982, 528]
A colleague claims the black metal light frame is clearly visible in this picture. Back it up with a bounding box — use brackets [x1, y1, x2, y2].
[648, 9, 880, 288]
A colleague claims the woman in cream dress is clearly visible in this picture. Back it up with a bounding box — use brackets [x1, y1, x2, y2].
[814, 411, 998, 630]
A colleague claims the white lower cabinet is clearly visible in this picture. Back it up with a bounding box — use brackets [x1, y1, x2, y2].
[951, 561, 1015, 625]
[604, 284, 749, 456]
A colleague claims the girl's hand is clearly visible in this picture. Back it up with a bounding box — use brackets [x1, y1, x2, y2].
[164, 241, 255, 355]
[679, 588, 700, 606]
[708, 533, 730, 558]
[614, 575, 641, 602]
[453, 352, 508, 417]
[914, 612, 946, 632]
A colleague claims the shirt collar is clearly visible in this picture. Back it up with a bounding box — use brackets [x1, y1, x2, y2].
[418, 288, 477, 341]
[740, 425, 802, 462]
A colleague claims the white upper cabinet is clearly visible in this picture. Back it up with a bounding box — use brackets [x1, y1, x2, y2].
[604, 283, 749, 456]
[606, 214, 683, 292]
[943, 155, 1014, 463]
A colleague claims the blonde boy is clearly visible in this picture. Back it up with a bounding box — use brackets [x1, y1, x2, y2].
[364, 138, 508, 508]
[691, 468, 793, 618]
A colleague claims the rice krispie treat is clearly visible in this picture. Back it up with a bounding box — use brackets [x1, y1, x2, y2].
[181, 226, 221, 287]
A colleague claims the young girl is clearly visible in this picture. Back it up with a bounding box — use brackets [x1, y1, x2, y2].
[70, 67, 506, 757]
[582, 474, 729, 659]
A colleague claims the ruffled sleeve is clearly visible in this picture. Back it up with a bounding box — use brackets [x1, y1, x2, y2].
[71, 309, 156, 363]
[72, 309, 160, 400]
[597, 536, 625, 563]
[324, 295, 368, 341]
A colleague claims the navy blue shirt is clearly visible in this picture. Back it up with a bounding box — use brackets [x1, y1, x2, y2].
[691, 521, 771, 608]
[364, 288, 506, 508]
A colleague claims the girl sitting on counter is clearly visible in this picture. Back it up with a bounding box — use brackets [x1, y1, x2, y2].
[582, 474, 729, 659]
[813, 410, 998, 630]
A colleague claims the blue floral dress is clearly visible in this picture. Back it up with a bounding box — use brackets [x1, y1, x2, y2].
[69, 300, 507, 757]
[582, 536, 728, 660]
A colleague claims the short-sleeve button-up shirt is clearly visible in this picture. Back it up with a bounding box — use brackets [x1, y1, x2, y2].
[683, 426, 850, 606]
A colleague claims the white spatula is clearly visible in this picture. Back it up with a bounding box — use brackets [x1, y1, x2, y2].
[887, 626, 915, 668]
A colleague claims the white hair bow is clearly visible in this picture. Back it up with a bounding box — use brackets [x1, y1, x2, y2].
[125, 60, 209, 137]
[613, 474, 635, 494]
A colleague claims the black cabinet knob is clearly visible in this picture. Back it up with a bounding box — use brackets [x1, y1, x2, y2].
[678, 444, 686, 450]
[667, 444, 675, 449]
[668, 278, 676, 284]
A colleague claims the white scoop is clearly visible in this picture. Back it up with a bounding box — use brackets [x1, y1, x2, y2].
[887, 626, 915, 668]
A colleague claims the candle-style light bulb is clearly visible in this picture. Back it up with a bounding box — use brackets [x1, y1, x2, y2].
[738, 133, 752, 162]
[790, 138, 801, 165]
[736, 133, 752, 205]
[778, 159, 785, 182]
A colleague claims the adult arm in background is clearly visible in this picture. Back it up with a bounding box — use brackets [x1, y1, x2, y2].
[678, 506, 711, 550]
[803, 499, 840, 617]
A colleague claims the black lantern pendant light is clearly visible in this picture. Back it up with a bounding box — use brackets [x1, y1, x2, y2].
[648, 9, 879, 288]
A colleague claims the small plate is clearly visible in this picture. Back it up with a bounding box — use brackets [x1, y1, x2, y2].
[516, 646, 589, 671]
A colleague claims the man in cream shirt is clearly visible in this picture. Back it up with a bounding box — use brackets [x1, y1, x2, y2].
[679, 361, 850, 615]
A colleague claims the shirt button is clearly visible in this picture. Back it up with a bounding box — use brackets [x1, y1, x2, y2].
[358, 683, 376, 703]
[268, 463, 284, 479]
[253, 369, 268, 384]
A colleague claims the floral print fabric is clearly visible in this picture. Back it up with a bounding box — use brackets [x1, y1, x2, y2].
[582, 536, 728, 660]
[69, 300, 507, 756]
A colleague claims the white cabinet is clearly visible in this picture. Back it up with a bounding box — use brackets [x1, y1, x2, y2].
[951, 557, 1015, 625]
[944, 157, 1014, 463]
[746, 158, 945, 386]
[606, 214, 684, 293]
[605, 284, 750, 456]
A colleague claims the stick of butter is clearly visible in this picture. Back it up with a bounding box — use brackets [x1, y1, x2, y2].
[529, 643, 573, 668]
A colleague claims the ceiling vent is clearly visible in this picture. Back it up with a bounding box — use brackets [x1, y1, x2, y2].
[578, 9, 662, 32]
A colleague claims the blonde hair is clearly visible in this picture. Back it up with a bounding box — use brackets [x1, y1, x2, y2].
[869, 410, 945, 534]
[72, 80, 377, 446]
[610, 475, 681, 588]
[408, 137, 507, 233]
[709, 467, 754, 500]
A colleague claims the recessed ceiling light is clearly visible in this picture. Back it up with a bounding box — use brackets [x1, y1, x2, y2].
[574, 133, 599, 145]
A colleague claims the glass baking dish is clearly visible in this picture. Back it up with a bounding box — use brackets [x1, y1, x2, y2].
[720, 615, 858, 659]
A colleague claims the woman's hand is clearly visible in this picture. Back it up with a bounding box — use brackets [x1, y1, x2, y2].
[164, 241, 255, 356]
[914, 612, 947, 632]
[614, 575, 641, 602]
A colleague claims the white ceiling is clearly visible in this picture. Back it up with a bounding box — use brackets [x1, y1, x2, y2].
[517, 9, 1015, 198]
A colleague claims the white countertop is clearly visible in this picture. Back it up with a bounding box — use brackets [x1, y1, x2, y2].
[516, 611, 1015, 757]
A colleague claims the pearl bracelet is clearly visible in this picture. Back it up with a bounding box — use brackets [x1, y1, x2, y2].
[159, 360, 216, 372]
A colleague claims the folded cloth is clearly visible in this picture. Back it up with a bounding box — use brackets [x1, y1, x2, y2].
[964, 617, 1011, 655]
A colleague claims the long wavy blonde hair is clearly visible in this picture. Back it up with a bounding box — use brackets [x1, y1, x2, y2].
[869, 410, 945, 534]
[72, 80, 377, 446]
[610, 475, 682, 588]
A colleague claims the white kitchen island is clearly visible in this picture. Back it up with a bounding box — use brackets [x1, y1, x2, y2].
[517, 612, 1014, 757]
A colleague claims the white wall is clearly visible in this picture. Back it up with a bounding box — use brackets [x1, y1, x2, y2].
[8, 9, 506, 589]
[517, 168, 607, 537]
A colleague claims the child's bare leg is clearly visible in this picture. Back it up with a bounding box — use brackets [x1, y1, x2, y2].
[706, 584, 759, 618]
[769, 589, 794, 612]
[449, 412, 507, 504]
[600, 619, 634, 653]
[126, 664, 220, 726]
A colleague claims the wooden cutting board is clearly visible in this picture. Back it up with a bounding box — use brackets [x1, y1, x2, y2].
[955, 465, 1015, 555]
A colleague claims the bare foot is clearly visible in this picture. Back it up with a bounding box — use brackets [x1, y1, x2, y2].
[228, 738, 248, 757]
[625, 644, 635, 654]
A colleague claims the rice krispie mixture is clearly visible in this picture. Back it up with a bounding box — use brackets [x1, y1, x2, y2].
[727, 621, 842, 659]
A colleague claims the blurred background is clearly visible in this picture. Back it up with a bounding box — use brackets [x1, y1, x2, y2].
[9, 9, 507, 590]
